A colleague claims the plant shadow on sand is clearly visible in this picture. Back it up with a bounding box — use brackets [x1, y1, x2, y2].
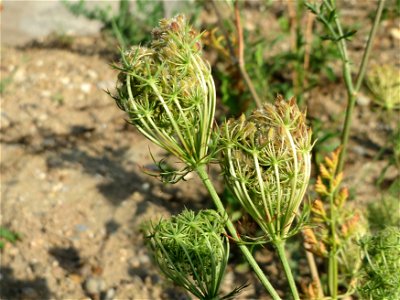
[1, 119, 208, 212]
[0, 267, 52, 300]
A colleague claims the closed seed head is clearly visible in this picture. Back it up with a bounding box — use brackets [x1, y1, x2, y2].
[219, 97, 313, 240]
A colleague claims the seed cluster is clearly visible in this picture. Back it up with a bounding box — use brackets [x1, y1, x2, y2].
[112, 15, 216, 167]
[148, 209, 229, 300]
[219, 96, 313, 240]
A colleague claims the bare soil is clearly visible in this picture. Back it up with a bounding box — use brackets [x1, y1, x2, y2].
[1, 3, 399, 300]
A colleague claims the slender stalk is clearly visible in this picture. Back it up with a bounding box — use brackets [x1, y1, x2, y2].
[304, 250, 324, 299]
[234, 1, 263, 109]
[328, 210, 338, 299]
[274, 239, 300, 300]
[328, 179, 338, 299]
[196, 165, 281, 300]
[328, 251, 338, 300]
[334, 0, 386, 175]
[286, 0, 299, 97]
[303, 12, 316, 88]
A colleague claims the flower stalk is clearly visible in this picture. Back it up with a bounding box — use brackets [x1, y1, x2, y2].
[196, 165, 281, 300]
[219, 97, 313, 299]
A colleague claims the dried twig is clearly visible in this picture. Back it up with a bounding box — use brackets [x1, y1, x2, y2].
[303, 12, 316, 87]
[305, 248, 324, 299]
[234, 1, 262, 109]
[287, 0, 299, 96]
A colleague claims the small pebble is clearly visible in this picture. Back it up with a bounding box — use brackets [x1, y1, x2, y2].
[14, 69, 26, 82]
[104, 288, 115, 300]
[60, 77, 71, 85]
[43, 137, 56, 148]
[80, 83, 92, 94]
[353, 145, 368, 156]
[84, 276, 106, 294]
[356, 93, 371, 106]
[390, 27, 400, 40]
[141, 182, 151, 191]
[75, 224, 88, 233]
[38, 113, 48, 121]
[138, 250, 150, 265]
[87, 70, 98, 79]
[41, 90, 51, 97]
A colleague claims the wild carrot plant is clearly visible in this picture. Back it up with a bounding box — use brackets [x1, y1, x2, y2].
[110, 2, 392, 298]
[147, 209, 247, 300]
[219, 97, 313, 299]
[111, 14, 280, 299]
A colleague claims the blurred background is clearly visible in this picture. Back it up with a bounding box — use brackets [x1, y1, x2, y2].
[1, 1, 399, 299]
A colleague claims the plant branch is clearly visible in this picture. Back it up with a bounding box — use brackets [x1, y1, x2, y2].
[234, 1, 263, 109]
[196, 165, 281, 300]
[334, 0, 385, 175]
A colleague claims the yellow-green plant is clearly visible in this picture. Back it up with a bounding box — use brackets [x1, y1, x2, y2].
[367, 65, 400, 111]
[358, 227, 400, 300]
[305, 149, 368, 299]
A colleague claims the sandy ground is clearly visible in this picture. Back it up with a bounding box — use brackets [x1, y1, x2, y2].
[1, 2, 399, 300]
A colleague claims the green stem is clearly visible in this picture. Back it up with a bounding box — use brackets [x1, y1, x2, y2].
[196, 165, 281, 300]
[275, 240, 300, 300]
[328, 184, 338, 299]
[335, 0, 386, 175]
[328, 249, 338, 300]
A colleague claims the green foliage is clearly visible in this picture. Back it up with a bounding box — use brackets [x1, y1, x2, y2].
[51, 92, 64, 106]
[310, 117, 341, 165]
[305, 2, 358, 42]
[0, 74, 13, 95]
[208, 2, 341, 116]
[377, 125, 400, 188]
[357, 227, 400, 300]
[147, 209, 244, 300]
[368, 177, 400, 231]
[62, 0, 165, 48]
[309, 149, 369, 296]
[0, 227, 20, 250]
[367, 193, 400, 231]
